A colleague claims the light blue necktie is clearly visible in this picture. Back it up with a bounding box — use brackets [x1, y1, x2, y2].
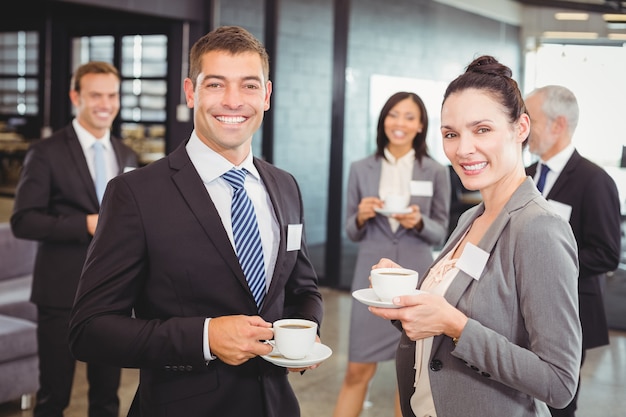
[536, 163, 550, 194]
[222, 168, 267, 308]
[93, 141, 107, 204]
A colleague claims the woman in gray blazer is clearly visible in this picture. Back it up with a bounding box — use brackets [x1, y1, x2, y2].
[368, 56, 581, 417]
[333, 92, 450, 417]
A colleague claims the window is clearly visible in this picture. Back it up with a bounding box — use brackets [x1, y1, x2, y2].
[0, 31, 39, 116]
[72, 34, 168, 164]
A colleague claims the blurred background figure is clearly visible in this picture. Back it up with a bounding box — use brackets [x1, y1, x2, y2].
[10, 61, 138, 417]
[525, 84, 621, 417]
[333, 91, 450, 417]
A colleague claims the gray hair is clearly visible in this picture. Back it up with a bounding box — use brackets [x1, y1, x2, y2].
[528, 85, 579, 135]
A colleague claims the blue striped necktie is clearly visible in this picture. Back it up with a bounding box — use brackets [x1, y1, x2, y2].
[93, 141, 107, 204]
[536, 164, 550, 193]
[222, 168, 266, 308]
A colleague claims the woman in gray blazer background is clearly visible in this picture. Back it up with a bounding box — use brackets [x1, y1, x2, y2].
[369, 56, 581, 417]
[333, 92, 450, 417]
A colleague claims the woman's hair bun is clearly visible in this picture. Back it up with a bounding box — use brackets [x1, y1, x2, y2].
[466, 55, 512, 78]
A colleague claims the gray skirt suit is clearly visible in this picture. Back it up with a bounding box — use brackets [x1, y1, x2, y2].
[345, 154, 450, 362]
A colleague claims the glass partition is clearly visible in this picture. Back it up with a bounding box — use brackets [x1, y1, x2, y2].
[72, 34, 168, 165]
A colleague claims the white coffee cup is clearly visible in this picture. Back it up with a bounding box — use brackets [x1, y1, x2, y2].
[370, 267, 419, 302]
[272, 318, 318, 360]
[384, 194, 409, 212]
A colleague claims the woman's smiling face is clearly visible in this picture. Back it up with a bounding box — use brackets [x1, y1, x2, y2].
[383, 97, 423, 154]
[440, 88, 525, 193]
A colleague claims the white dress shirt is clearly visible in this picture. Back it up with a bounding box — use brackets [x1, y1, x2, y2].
[535, 144, 575, 197]
[72, 118, 118, 187]
[186, 131, 279, 361]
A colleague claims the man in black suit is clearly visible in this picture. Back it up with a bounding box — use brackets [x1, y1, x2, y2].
[11, 61, 138, 417]
[525, 85, 621, 417]
[68, 26, 324, 417]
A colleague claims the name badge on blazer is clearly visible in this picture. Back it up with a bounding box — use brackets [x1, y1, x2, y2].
[410, 180, 433, 197]
[287, 224, 302, 251]
[548, 200, 572, 221]
[456, 242, 489, 280]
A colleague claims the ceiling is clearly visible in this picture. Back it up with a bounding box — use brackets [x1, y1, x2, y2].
[514, 0, 625, 14]
[513, 0, 626, 45]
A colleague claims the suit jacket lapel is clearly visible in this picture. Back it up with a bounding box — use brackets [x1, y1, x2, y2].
[365, 156, 399, 238]
[65, 126, 100, 208]
[110, 136, 129, 175]
[546, 151, 579, 200]
[254, 159, 288, 312]
[430, 178, 538, 353]
[168, 145, 250, 293]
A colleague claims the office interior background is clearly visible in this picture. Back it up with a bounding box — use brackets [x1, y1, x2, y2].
[5, 0, 624, 288]
[1, 1, 626, 416]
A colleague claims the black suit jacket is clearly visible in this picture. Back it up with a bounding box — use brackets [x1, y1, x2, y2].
[68, 141, 324, 417]
[11, 124, 139, 308]
[527, 150, 621, 350]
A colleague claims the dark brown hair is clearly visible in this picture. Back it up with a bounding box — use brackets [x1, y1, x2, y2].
[443, 55, 527, 144]
[71, 61, 120, 93]
[188, 26, 270, 89]
[375, 91, 429, 162]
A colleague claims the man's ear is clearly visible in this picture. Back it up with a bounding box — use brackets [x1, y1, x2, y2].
[183, 78, 195, 109]
[69, 89, 79, 107]
[552, 115, 568, 135]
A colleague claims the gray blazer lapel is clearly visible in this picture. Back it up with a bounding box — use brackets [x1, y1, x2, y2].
[431, 178, 540, 353]
[421, 201, 484, 289]
[365, 156, 382, 198]
[365, 156, 400, 238]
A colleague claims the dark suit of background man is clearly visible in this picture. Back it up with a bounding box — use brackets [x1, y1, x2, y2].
[11, 61, 138, 417]
[68, 26, 324, 417]
[525, 85, 621, 417]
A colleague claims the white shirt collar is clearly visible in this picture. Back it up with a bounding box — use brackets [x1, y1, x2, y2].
[186, 130, 260, 185]
[383, 147, 415, 165]
[541, 143, 575, 174]
[72, 118, 112, 152]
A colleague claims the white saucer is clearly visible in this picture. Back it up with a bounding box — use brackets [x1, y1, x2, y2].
[261, 342, 333, 367]
[374, 207, 412, 216]
[352, 288, 423, 308]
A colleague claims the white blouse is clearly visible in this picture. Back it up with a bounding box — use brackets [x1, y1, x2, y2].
[410, 233, 465, 416]
[379, 147, 414, 232]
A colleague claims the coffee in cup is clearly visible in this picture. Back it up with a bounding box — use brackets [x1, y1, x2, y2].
[370, 267, 419, 302]
[272, 318, 317, 360]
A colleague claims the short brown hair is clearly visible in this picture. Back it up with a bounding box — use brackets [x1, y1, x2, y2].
[188, 26, 270, 89]
[71, 61, 121, 93]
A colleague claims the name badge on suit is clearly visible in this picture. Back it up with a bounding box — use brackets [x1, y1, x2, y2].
[287, 224, 302, 251]
[548, 200, 573, 221]
[410, 180, 434, 197]
[456, 243, 489, 280]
